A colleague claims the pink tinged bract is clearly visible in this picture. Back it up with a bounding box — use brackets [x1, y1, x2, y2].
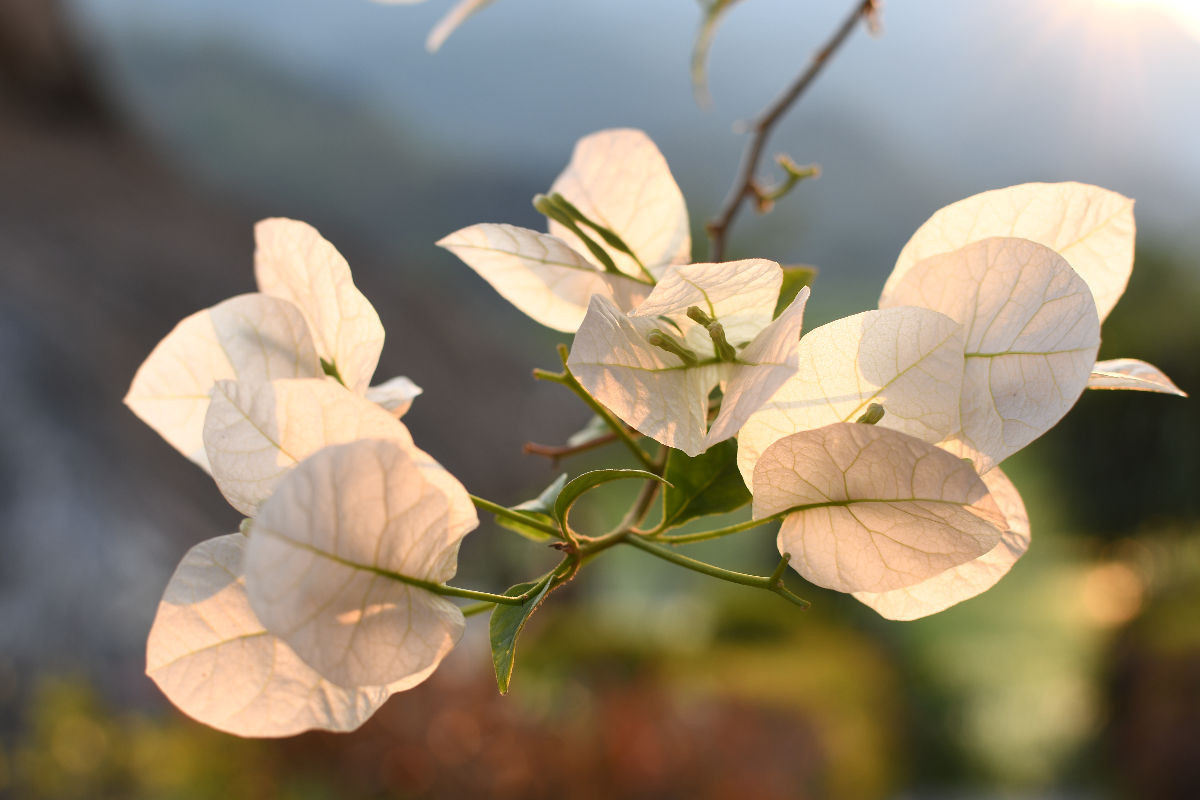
[569, 260, 803, 457]
[881, 237, 1101, 473]
[883, 182, 1135, 322]
[203, 378, 415, 517]
[124, 293, 323, 472]
[737, 306, 967, 487]
[438, 128, 687, 332]
[704, 286, 810, 451]
[752, 423, 1005, 594]
[1087, 358, 1187, 396]
[851, 467, 1030, 620]
[569, 294, 720, 456]
[254, 218, 385, 394]
[246, 438, 476, 688]
[548, 128, 690, 280]
[146, 534, 437, 738]
[436, 223, 649, 332]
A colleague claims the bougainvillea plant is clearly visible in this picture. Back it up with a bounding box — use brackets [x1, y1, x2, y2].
[125, 4, 1185, 737]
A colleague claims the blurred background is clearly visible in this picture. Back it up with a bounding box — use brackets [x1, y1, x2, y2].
[2, 0, 1198, 797]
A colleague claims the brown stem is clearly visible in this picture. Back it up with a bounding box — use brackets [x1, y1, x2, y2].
[705, 0, 879, 261]
[522, 431, 621, 465]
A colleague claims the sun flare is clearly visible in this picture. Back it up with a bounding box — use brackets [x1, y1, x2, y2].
[1096, 0, 1200, 42]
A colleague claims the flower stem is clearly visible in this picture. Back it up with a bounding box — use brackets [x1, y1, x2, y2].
[459, 601, 495, 618]
[622, 535, 809, 608]
[656, 510, 785, 544]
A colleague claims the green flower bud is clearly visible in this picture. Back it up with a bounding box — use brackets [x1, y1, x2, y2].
[855, 403, 886, 425]
[646, 329, 699, 366]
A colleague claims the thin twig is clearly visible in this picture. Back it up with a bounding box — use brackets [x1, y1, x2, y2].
[522, 431, 620, 465]
[706, 0, 879, 261]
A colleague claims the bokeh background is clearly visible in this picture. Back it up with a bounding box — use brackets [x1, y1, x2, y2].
[2, 0, 1199, 797]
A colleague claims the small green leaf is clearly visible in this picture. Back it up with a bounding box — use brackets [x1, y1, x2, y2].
[489, 577, 553, 694]
[660, 440, 751, 531]
[514, 473, 567, 515]
[566, 415, 612, 447]
[495, 511, 556, 541]
[774, 265, 818, 319]
[319, 358, 346, 387]
[554, 469, 670, 535]
[496, 474, 567, 541]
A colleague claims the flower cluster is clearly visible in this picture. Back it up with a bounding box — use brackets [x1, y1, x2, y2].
[127, 220, 476, 736]
[130, 129, 1183, 737]
[442, 129, 1183, 618]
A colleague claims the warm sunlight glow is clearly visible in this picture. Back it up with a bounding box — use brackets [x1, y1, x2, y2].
[1098, 0, 1200, 42]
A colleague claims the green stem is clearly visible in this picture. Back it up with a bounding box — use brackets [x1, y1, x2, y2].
[456, 567, 563, 618]
[460, 601, 495, 618]
[620, 446, 669, 533]
[534, 344, 657, 472]
[470, 494, 563, 538]
[657, 509, 787, 544]
[623, 535, 809, 608]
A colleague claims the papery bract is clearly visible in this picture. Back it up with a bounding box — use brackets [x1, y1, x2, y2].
[737, 306, 966, 486]
[881, 182, 1182, 397]
[1087, 358, 1187, 396]
[364, 374, 424, 416]
[752, 423, 1005, 594]
[124, 294, 323, 471]
[254, 218, 385, 394]
[881, 237, 1101, 472]
[883, 182, 1134, 322]
[203, 378, 414, 517]
[127, 219, 422, 470]
[567, 260, 809, 456]
[547, 128, 690, 280]
[439, 129, 687, 331]
[246, 438, 475, 688]
[851, 467, 1029, 619]
[146, 535, 437, 738]
[437, 223, 648, 332]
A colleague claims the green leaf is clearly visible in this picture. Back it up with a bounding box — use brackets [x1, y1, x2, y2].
[660, 439, 751, 531]
[566, 415, 612, 447]
[774, 265, 818, 319]
[554, 469, 670, 535]
[319, 357, 346, 387]
[489, 577, 553, 694]
[496, 474, 567, 541]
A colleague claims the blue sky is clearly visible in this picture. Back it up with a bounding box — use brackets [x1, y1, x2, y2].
[70, 0, 1200, 286]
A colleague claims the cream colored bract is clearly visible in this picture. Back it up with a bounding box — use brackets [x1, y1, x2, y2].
[883, 182, 1135, 323]
[567, 260, 809, 457]
[247, 438, 474, 688]
[882, 236, 1102, 473]
[439, 129, 688, 332]
[146, 535, 437, 738]
[737, 306, 967, 486]
[753, 423, 1006, 594]
[851, 467, 1029, 620]
[126, 219, 423, 469]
